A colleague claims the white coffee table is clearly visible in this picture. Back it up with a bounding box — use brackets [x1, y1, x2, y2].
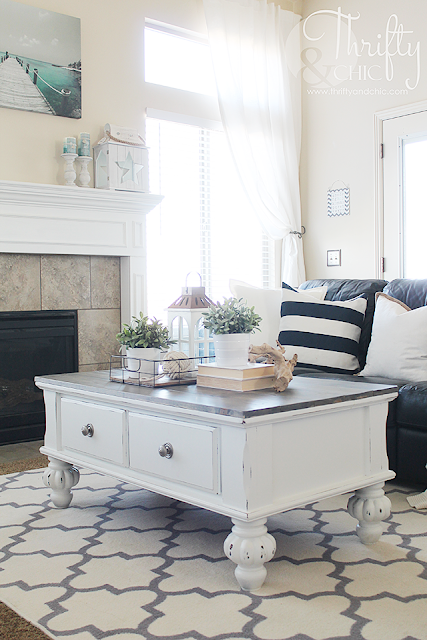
[35, 371, 397, 591]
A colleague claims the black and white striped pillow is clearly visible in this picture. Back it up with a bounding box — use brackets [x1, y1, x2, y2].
[278, 290, 367, 373]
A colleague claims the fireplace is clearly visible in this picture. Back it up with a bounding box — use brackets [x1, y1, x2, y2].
[0, 179, 163, 443]
[0, 180, 163, 326]
[0, 310, 78, 444]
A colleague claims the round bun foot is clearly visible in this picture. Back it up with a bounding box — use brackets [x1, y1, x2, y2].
[224, 517, 276, 590]
[348, 482, 391, 545]
[43, 458, 80, 508]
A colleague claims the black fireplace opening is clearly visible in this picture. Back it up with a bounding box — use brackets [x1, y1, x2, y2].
[0, 310, 78, 445]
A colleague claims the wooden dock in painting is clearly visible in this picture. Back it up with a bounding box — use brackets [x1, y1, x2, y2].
[0, 57, 54, 114]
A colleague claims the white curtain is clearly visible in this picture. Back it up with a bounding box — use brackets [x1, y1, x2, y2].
[203, 0, 305, 287]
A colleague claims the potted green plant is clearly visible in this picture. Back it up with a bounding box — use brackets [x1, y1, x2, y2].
[202, 297, 262, 367]
[116, 313, 176, 377]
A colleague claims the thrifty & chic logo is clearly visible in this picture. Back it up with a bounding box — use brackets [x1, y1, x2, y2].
[286, 7, 420, 91]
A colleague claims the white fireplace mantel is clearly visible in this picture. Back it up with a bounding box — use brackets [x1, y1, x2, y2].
[0, 180, 164, 324]
[0, 180, 163, 257]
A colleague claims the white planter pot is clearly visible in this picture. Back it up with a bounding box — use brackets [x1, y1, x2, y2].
[213, 333, 251, 367]
[125, 347, 162, 378]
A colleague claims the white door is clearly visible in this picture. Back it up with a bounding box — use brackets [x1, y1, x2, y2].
[383, 109, 427, 280]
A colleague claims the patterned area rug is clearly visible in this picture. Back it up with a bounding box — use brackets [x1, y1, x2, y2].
[1, 469, 426, 640]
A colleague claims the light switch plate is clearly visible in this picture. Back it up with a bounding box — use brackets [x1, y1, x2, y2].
[327, 249, 341, 266]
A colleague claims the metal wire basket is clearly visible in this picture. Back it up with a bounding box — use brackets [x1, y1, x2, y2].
[109, 353, 214, 387]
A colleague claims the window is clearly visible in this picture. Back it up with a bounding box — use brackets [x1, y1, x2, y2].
[144, 20, 276, 322]
[402, 136, 427, 278]
[381, 107, 427, 279]
[146, 116, 275, 322]
[144, 20, 216, 96]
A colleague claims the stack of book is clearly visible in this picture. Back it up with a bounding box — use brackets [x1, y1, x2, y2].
[197, 362, 275, 392]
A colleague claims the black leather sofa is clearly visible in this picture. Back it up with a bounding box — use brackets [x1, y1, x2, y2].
[294, 278, 427, 487]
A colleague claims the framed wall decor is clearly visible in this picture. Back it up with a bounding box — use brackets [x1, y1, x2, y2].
[0, 0, 81, 118]
[327, 184, 350, 217]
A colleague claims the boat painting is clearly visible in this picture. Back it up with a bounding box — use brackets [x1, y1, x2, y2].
[0, 0, 81, 118]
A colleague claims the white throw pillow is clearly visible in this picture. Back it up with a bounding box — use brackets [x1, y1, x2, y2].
[229, 280, 327, 348]
[229, 280, 282, 346]
[285, 284, 329, 300]
[279, 288, 367, 373]
[359, 293, 427, 382]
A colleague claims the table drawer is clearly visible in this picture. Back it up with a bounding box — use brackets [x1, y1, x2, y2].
[129, 413, 218, 492]
[61, 398, 125, 464]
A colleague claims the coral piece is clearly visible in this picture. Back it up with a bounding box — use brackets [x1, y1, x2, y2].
[249, 342, 297, 392]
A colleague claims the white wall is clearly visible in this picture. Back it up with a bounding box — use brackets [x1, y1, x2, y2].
[300, 0, 427, 280]
[0, 0, 214, 186]
[0, 0, 299, 188]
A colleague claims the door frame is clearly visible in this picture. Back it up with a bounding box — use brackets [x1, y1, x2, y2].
[374, 99, 427, 279]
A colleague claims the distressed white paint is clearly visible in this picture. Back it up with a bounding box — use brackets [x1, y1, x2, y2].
[36, 373, 396, 589]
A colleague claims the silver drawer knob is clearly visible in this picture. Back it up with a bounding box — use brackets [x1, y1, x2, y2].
[158, 443, 173, 459]
[81, 423, 94, 437]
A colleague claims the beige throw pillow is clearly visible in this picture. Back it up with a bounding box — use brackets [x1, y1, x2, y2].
[359, 292, 427, 382]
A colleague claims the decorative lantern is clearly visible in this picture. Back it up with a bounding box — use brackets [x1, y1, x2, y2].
[167, 273, 215, 360]
[93, 123, 149, 192]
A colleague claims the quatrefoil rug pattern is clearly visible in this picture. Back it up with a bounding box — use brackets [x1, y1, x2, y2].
[1, 469, 427, 640]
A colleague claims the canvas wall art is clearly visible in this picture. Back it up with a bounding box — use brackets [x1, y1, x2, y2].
[0, 0, 81, 118]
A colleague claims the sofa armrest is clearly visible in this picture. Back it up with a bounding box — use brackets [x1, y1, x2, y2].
[396, 381, 427, 430]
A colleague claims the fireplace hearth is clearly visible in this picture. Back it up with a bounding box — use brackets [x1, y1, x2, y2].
[0, 180, 163, 444]
[0, 310, 78, 444]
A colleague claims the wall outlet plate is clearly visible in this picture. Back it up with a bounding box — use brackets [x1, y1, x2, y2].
[327, 249, 341, 266]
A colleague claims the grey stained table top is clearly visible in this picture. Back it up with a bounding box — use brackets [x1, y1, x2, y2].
[35, 371, 398, 420]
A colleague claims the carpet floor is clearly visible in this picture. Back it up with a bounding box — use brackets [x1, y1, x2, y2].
[0, 455, 48, 477]
[0, 467, 426, 640]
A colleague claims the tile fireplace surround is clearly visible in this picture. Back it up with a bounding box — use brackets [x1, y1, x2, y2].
[0, 180, 163, 370]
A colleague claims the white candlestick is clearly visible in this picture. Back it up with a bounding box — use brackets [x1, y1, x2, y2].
[76, 156, 92, 188]
[61, 153, 78, 187]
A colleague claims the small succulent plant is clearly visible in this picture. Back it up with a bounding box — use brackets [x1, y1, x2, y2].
[116, 313, 176, 350]
[202, 297, 262, 335]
